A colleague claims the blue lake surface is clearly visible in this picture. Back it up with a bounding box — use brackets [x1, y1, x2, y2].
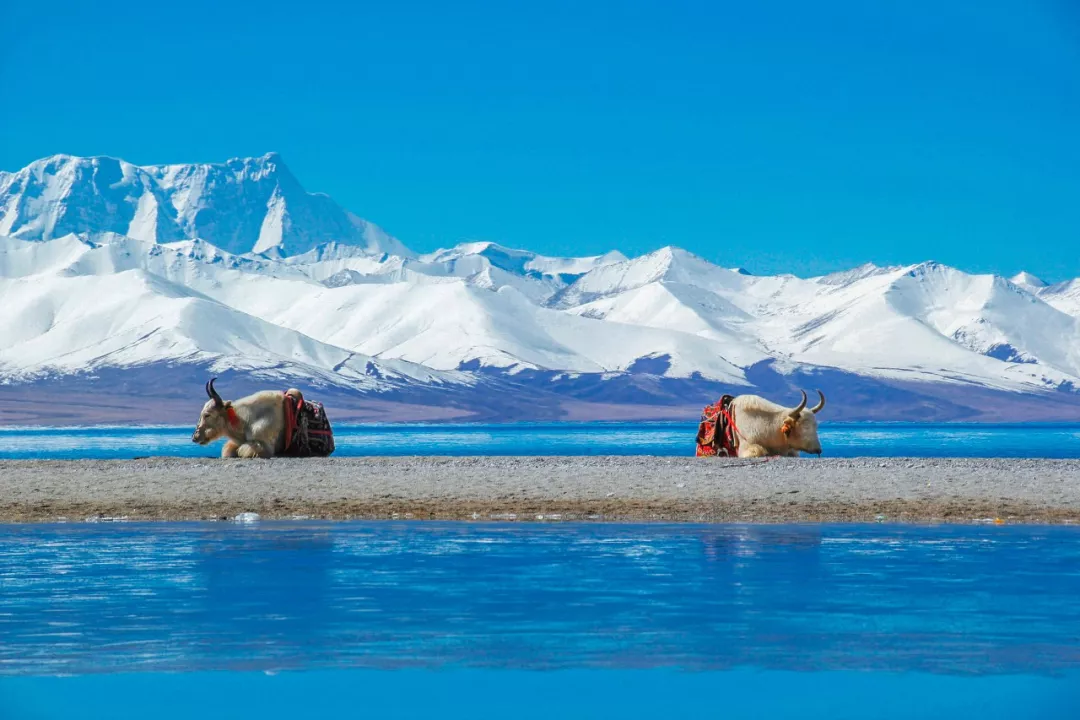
[2, 422, 1079, 459]
[1, 522, 1078, 719]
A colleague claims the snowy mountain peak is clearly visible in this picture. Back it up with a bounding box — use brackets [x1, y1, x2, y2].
[904, 260, 947, 276]
[1011, 271, 1048, 290]
[552, 245, 743, 309]
[0, 154, 183, 244]
[817, 262, 895, 286]
[0, 153, 412, 259]
[186, 151, 298, 190]
[421, 240, 626, 280]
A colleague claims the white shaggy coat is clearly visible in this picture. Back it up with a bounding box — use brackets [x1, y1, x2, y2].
[727, 392, 825, 458]
[191, 381, 301, 458]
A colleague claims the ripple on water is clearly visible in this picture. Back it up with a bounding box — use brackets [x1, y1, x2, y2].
[0, 522, 1078, 676]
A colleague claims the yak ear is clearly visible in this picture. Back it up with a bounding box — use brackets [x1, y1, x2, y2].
[781, 418, 795, 436]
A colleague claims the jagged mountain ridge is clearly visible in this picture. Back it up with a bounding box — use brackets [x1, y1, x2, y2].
[0, 153, 411, 257]
[1, 153, 1079, 423]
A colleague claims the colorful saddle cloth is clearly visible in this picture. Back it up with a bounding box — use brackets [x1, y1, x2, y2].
[281, 392, 335, 457]
[695, 394, 737, 457]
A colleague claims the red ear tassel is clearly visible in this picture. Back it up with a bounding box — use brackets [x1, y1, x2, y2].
[226, 407, 239, 426]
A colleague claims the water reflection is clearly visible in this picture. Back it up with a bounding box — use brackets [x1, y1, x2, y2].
[0, 523, 1078, 676]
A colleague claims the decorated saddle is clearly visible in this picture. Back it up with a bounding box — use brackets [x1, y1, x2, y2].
[281, 391, 335, 457]
[695, 394, 738, 457]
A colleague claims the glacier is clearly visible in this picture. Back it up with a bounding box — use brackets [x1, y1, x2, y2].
[2, 153, 1079, 424]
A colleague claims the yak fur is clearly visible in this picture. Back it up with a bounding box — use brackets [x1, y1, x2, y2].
[728, 390, 825, 458]
[191, 379, 303, 459]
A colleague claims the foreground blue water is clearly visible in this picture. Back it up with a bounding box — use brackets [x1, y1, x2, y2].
[2, 422, 1079, 459]
[1, 523, 1078, 718]
[4, 668, 1076, 720]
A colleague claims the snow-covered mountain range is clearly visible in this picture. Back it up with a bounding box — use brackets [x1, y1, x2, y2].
[2, 153, 1078, 424]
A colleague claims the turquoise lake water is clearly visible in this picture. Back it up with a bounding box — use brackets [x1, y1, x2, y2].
[1, 422, 1079, 459]
[1, 522, 1078, 719]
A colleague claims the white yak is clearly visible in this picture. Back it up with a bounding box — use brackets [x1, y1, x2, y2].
[191, 378, 302, 458]
[729, 390, 826, 457]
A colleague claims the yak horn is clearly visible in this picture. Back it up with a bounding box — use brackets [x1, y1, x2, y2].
[790, 390, 807, 417]
[206, 377, 224, 408]
[810, 390, 826, 414]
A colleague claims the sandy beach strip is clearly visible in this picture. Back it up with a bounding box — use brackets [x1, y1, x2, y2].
[0, 456, 1078, 524]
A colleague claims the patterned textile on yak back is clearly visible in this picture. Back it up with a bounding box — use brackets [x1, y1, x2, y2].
[695, 394, 738, 457]
[281, 392, 336, 458]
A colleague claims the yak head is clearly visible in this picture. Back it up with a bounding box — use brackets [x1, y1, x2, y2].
[191, 378, 237, 445]
[779, 390, 826, 455]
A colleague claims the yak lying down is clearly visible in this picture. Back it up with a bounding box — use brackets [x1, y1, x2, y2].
[191, 378, 334, 458]
[696, 390, 825, 458]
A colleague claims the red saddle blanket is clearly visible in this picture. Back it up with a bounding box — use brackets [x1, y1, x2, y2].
[695, 394, 738, 457]
[281, 392, 336, 457]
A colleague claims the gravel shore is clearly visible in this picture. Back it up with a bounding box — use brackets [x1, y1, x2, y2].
[1, 457, 1078, 524]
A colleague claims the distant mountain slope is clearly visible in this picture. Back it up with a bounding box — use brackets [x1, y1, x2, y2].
[1038, 279, 1080, 319]
[1, 153, 1078, 423]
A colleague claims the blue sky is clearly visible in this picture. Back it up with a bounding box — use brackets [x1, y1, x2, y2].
[2, 0, 1078, 280]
